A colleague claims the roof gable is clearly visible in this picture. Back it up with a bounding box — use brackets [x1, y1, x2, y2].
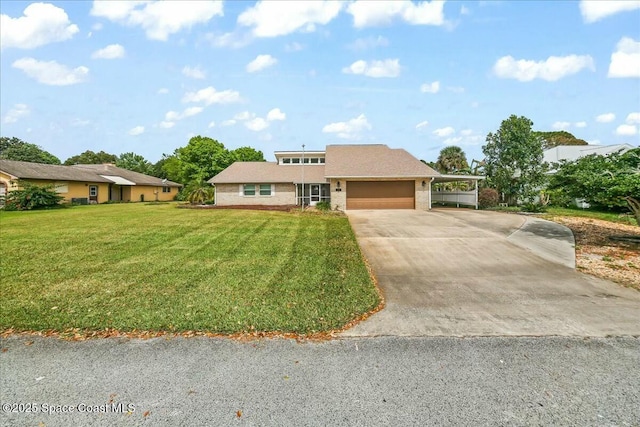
[324, 144, 440, 178]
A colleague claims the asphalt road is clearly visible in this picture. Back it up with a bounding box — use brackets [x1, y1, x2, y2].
[1, 335, 639, 426]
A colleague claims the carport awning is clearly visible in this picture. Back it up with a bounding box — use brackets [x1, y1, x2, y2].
[100, 175, 136, 185]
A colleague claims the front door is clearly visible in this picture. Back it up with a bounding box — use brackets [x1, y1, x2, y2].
[310, 184, 320, 206]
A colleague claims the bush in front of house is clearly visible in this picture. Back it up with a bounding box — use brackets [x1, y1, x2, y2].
[315, 201, 331, 211]
[3, 182, 64, 211]
[478, 187, 499, 209]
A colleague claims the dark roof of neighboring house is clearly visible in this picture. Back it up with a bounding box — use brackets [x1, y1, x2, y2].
[324, 144, 440, 178]
[0, 160, 181, 187]
[72, 164, 181, 187]
[208, 162, 327, 184]
[0, 159, 112, 183]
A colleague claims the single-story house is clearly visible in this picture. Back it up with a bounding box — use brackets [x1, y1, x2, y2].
[209, 144, 483, 210]
[0, 160, 181, 204]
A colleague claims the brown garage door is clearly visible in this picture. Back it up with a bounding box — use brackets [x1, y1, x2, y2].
[346, 181, 415, 209]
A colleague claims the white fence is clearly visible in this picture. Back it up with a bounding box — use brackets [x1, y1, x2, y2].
[431, 190, 477, 208]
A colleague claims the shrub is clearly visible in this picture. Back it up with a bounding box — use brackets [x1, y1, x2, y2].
[522, 202, 547, 213]
[315, 201, 331, 211]
[3, 182, 64, 211]
[478, 188, 499, 209]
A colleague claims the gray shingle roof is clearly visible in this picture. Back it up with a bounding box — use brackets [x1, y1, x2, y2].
[0, 160, 112, 182]
[208, 162, 327, 184]
[0, 160, 181, 187]
[72, 164, 181, 187]
[324, 144, 440, 178]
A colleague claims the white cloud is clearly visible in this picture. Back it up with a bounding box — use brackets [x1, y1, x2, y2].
[182, 66, 206, 79]
[443, 137, 463, 145]
[626, 112, 640, 124]
[342, 59, 401, 78]
[91, 44, 125, 59]
[128, 125, 144, 136]
[90, 0, 223, 41]
[493, 54, 595, 81]
[12, 58, 89, 86]
[1, 3, 79, 50]
[246, 54, 278, 73]
[415, 120, 429, 130]
[460, 6, 470, 15]
[157, 88, 169, 95]
[267, 108, 286, 121]
[322, 114, 372, 139]
[615, 124, 638, 136]
[608, 37, 640, 78]
[159, 121, 175, 129]
[182, 86, 242, 105]
[70, 118, 90, 127]
[420, 81, 440, 93]
[285, 42, 304, 52]
[3, 104, 30, 124]
[347, 35, 390, 50]
[221, 119, 236, 126]
[164, 107, 203, 121]
[347, 0, 446, 27]
[92, 22, 104, 31]
[208, 121, 216, 128]
[245, 117, 269, 131]
[238, 1, 343, 37]
[205, 31, 253, 49]
[460, 129, 473, 136]
[234, 111, 255, 121]
[433, 126, 455, 137]
[575, 121, 587, 128]
[552, 121, 571, 130]
[596, 113, 615, 123]
[580, 0, 640, 23]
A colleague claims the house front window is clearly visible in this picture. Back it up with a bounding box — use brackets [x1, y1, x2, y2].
[243, 184, 255, 196]
[259, 184, 271, 196]
[162, 186, 171, 193]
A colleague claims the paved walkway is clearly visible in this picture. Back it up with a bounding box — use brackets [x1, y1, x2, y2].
[342, 209, 640, 337]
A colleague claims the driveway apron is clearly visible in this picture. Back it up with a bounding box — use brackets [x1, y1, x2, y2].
[342, 209, 640, 337]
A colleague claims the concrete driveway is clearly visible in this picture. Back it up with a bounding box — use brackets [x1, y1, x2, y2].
[342, 209, 640, 337]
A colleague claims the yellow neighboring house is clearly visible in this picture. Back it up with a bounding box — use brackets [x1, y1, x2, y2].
[0, 160, 182, 204]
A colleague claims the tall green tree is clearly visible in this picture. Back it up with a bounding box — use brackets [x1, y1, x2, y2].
[231, 146, 265, 162]
[64, 150, 118, 165]
[483, 115, 547, 204]
[162, 136, 234, 185]
[435, 146, 469, 174]
[533, 130, 588, 149]
[116, 152, 153, 175]
[548, 148, 640, 225]
[0, 137, 61, 164]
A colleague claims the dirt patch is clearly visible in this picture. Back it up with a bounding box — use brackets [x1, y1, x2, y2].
[546, 216, 640, 291]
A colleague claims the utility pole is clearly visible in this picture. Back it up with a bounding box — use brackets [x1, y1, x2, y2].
[301, 144, 305, 211]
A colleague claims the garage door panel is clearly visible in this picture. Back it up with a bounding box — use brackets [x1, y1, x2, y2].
[346, 181, 414, 209]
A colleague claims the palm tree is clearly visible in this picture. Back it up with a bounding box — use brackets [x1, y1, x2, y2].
[435, 146, 470, 174]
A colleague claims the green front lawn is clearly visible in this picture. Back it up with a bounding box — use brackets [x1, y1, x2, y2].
[0, 204, 379, 334]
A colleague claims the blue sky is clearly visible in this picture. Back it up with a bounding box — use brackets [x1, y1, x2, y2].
[1, 1, 639, 164]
